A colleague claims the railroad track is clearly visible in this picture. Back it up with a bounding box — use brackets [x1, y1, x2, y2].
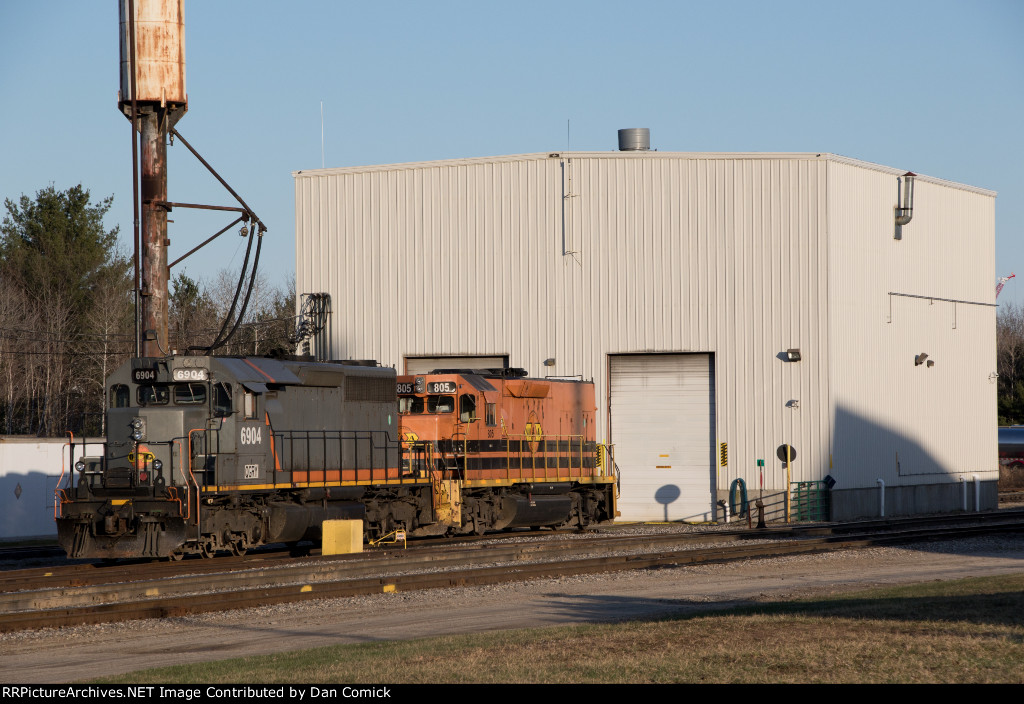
[2, 511, 1023, 633]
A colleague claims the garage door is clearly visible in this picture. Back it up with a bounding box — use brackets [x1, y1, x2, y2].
[405, 356, 509, 375]
[610, 354, 716, 522]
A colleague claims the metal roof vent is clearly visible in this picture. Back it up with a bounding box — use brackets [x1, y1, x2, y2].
[618, 128, 650, 151]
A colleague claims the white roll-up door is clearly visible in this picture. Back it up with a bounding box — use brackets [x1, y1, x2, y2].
[405, 356, 509, 375]
[610, 354, 716, 522]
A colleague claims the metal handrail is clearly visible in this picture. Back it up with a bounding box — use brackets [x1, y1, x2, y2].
[270, 429, 402, 482]
[502, 433, 587, 480]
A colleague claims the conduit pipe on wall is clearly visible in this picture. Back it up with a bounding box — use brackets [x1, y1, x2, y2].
[974, 475, 980, 512]
[877, 479, 885, 517]
[961, 476, 968, 512]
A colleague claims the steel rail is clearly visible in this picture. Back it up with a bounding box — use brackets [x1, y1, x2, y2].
[2, 521, 1022, 633]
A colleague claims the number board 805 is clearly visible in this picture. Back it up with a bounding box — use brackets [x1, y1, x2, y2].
[427, 381, 457, 394]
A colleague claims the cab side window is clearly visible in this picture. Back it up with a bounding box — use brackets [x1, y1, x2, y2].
[485, 403, 496, 427]
[459, 394, 477, 422]
[213, 383, 233, 417]
[244, 390, 257, 419]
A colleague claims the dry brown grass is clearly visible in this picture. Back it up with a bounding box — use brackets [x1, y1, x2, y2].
[96, 573, 1024, 684]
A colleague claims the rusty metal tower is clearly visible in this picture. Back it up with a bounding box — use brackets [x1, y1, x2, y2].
[119, 0, 186, 357]
[119, 0, 266, 358]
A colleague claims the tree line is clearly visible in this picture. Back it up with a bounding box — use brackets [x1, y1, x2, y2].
[998, 301, 1024, 426]
[1, 184, 295, 437]
[6, 184, 1020, 435]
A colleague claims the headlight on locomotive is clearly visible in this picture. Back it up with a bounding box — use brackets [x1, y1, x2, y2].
[130, 417, 146, 441]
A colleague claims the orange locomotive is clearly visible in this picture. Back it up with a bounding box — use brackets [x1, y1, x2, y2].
[396, 368, 618, 535]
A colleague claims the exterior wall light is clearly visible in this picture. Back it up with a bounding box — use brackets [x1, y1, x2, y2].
[543, 358, 556, 367]
[915, 353, 929, 366]
[786, 349, 801, 362]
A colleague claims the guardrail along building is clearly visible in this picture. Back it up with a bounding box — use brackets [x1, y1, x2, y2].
[293, 131, 997, 522]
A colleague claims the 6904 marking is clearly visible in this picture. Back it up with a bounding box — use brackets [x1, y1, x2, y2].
[240, 426, 263, 445]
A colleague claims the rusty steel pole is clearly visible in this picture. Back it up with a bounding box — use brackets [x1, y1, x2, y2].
[140, 109, 169, 358]
[120, 0, 186, 358]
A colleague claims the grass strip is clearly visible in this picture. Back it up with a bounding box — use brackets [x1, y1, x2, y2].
[90, 572, 1024, 684]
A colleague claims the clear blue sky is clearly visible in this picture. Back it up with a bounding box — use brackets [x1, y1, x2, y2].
[1, 1, 1022, 303]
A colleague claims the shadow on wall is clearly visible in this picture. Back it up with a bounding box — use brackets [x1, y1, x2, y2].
[835, 405, 950, 478]
[830, 404, 994, 519]
[0, 472, 61, 540]
[654, 485, 681, 522]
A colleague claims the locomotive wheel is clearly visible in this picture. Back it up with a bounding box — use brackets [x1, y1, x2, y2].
[168, 550, 184, 561]
[198, 540, 216, 559]
[230, 539, 248, 557]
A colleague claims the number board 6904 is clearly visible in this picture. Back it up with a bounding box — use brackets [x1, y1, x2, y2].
[172, 368, 208, 382]
[427, 381, 457, 394]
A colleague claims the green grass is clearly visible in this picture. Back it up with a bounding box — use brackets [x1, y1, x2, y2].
[90, 573, 1024, 684]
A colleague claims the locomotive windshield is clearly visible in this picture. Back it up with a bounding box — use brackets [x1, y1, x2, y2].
[398, 396, 424, 414]
[134, 383, 215, 407]
[137, 385, 170, 406]
[426, 395, 454, 414]
[110, 384, 130, 408]
[398, 395, 455, 414]
[174, 383, 206, 405]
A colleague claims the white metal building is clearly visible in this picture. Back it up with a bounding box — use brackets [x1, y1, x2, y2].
[293, 145, 997, 522]
[0, 437, 104, 539]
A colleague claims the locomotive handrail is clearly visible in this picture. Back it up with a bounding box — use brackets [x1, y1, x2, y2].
[186, 428, 206, 534]
[501, 432, 588, 481]
[269, 428, 402, 483]
[54, 430, 74, 519]
[166, 439, 187, 521]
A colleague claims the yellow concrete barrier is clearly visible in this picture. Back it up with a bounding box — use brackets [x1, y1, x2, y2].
[322, 519, 363, 555]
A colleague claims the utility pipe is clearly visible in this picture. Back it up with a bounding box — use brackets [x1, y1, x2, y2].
[877, 478, 885, 517]
[974, 475, 980, 512]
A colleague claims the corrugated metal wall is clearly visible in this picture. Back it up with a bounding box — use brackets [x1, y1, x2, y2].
[827, 160, 997, 488]
[294, 152, 995, 496]
[1, 437, 105, 539]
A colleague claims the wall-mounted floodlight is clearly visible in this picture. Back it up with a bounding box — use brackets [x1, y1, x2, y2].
[786, 349, 802, 362]
[915, 353, 929, 366]
[543, 358, 556, 367]
[895, 172, 916, 227]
